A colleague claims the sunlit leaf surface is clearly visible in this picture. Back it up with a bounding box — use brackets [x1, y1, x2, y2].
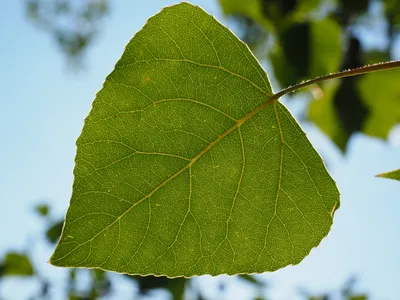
[50, 3, 339, 277]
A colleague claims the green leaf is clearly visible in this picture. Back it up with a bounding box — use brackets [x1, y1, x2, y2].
[337, 0, 369, 14]
[130, 275, 187, 299]
[238, 274, 265, 287]
[219, 0, 321, 30]
[271, 19, 342, 88]
[219, 0, 274, 31]
[348, 296, 368, 300]
[310, 68, 400, 151]
[0, 252, 34, 276]
[35, 203, 50, 217]
[308, 80, 348, 150]
[376, 168, 400, 181]
[357, 69, 400, 139]
[50, 3, 339, 277]
[166, 277, 187, 300]
[46, 220, 64, 244]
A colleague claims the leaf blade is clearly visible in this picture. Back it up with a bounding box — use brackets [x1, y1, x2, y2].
[50, 2, 339, 277]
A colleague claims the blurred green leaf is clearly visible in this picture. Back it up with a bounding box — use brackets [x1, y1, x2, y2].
[333, 77, 368, 149]
[46, 220, 64, 244]
[238, 274, 265, 287]
[167, 277, 187, 300]
[337, 0, 369, 14]
[309, 34, 369, 151]
[271, 18, 342, 87]
[125, 275, 186, 299]
[220, 0, 321, 32]
[376, 168, 400, 181]
[308, 19, 342, 79]
[135, 276, 169, 294]
[35, 204, 50, 217]
[357, 69, 400, 139]
[219, 0, 274, 31]
[364, 51, 391, 65]
[309, 68, 400, 151]
[384, 0, 400, 25]
[25, 0, 109, 61]
[348, 296, 368, 300]
[89, 269, 112, 298]
[309, 81, 348, 149]
[0, 252, 34, 276]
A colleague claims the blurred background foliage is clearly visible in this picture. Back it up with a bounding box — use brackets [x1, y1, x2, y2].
[25, 0, 108, 63]
[218, 0, 400, 151]
[3, 0, 398, 299]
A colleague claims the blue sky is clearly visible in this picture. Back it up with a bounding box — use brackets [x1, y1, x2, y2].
[1, 1, 399, 299]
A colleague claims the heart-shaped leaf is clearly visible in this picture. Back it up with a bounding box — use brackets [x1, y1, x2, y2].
[50, 2, 339, 277]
